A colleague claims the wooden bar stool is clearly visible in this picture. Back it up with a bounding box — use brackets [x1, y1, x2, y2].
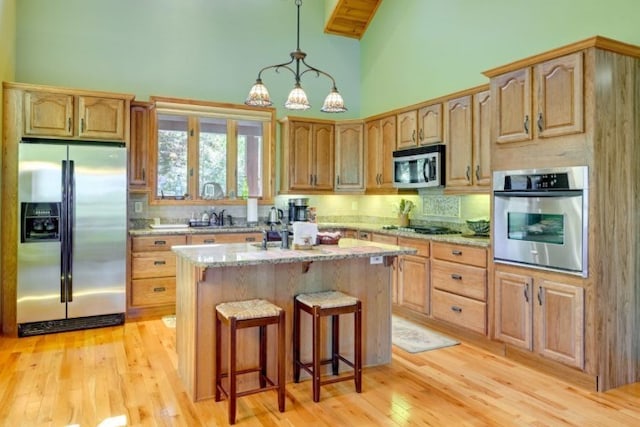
[293, 290, 362, 402]
[215, 299, 286, 425]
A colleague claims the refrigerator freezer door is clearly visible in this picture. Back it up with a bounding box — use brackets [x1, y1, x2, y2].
[17, 143, 67, 323]
[68, 145, 127, 318]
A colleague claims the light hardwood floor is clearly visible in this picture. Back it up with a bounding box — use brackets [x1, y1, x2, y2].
[1, 318, 639, 426]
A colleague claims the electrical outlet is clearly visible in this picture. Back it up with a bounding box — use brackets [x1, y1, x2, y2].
[370, 255, 383, 264]
[134, 202, 143, 213]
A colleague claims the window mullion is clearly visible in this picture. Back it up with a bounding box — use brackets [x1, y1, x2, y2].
[227, 120, 238, 197]
[188, 116, 200, 200]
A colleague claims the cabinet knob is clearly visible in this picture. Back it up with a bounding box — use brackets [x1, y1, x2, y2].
[523, 115, 530, 134]
[68, 117, 72, 132]
[412, 129, 416, 142]
[154, 260, 166, 266]
[451, 273, 462, 280]
[537, 286, 543, 305]
[465, 165, 471, 182]
[451, 249, 462, 256]
[475, 165, 480, 181]
[419, 128, 424, 142]
[203, 239, 215, 244]
[80, 118, 85, 132]
[154, 240, 167, 246]
[153, 287, 166, 293]
[451, 306, 463, 313]
[245, 237, 256, 242]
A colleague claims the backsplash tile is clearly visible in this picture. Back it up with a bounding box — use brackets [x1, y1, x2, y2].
[422, 195, 460, 217]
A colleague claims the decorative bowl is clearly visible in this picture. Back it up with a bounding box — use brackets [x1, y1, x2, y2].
[466, 219, 490, 235]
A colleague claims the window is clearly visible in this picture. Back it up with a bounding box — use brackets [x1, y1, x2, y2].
[151, 97, 274, 204]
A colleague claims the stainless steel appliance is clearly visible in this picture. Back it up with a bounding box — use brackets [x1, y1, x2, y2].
[268, 206, 284, 224]
[392, 145, 445, 189]
[493, 166, 588, 277]
[17, 140, 127, 336]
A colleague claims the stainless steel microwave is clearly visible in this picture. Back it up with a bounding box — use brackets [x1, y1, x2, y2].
[392, 145, 445, 188]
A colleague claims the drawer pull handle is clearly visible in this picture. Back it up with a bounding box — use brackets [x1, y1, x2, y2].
[154, 240, 167, 246]
[451, 306, 463, 313]
[153, 287, 166, 293]
[451, 274, 462, 280]
[154, 260, 166, 266]
[245, 237, 256, 242]
[203, 239, 215, 243]
[451, 250, 462, 256]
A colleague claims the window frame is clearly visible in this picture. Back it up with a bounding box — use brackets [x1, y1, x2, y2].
[148, 96, 276, 205]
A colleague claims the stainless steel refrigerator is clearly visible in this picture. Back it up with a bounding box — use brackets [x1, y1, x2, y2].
[17, 140, 127, 336]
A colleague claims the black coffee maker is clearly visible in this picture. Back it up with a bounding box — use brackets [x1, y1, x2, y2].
[288, 198, 309, 222]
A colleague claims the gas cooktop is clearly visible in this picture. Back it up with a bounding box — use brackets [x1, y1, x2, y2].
[397, 226, 461, 235]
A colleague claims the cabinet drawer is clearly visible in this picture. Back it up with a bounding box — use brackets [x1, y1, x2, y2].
[432, 289, 486, 335]
[398, 237, 430, 257]
[131, 277, 175, 307]
[189, 232, 261, 245]
[132, 252, 177, 279]
[372, 233, 397, 245]
[431, 259, 486, 301]
[132, 235, 187, 252]
[431, 242, 486, 267]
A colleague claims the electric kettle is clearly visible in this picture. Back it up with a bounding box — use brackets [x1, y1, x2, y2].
[268, 206, 284, 224]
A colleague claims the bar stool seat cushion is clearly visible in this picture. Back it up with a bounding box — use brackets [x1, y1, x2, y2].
[296, 290, 358, 309]
[217, 299, 282, 320]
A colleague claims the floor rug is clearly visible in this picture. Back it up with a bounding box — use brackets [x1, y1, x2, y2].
[392, 315, 459, 353]
[162, 315, 176, 328]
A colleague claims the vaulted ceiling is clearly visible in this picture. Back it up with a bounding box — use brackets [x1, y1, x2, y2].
[324, 0, 382, 39]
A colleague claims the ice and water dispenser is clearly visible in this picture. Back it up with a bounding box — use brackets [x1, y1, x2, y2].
[21, 202, 61, 243]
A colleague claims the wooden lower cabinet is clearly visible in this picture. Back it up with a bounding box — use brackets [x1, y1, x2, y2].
[494, 268, 585, 369]
[129, 232, 261, 316]
[430, 242, 487, 335]
[396, 237, 430, 314]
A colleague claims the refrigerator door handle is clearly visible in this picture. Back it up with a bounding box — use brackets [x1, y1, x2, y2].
[67, 160, 74, 302]
[61, 160, 68, 303]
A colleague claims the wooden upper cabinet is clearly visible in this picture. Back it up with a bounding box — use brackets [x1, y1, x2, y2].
[493, 67, 532, 144]
[365, 115, 396, 192]
[472, 89, 492, 187]
[535, 52, 584, 138]
[335, 122, 364, 192]
[282, 119, 334, 192]
[24, 91, 74, 137]
[445, 95, 473, 188]
[418, 103, 443, 145]
[24, 89, 129, 142]
[493, 52, 584, 144]
[77, 96, 126, 140]
[129, 101, 153, 190]
[396, 110, 417, 149]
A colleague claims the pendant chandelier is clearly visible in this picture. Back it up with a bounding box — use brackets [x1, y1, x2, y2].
[244, 0, 347, 113]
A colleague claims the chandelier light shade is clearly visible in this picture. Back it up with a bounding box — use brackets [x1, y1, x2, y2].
[244, 0, 347, 113]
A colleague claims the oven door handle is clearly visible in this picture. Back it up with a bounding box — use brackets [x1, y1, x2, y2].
[494, 190, 583, 198]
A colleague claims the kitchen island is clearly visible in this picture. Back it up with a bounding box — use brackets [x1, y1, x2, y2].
[172, 238, 416, 402]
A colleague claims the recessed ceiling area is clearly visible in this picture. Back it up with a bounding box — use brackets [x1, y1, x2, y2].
[324, 0, 382, 39]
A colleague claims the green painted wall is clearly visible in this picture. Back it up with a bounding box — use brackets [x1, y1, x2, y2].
[15, 0, 361, 119]
[360, 0, 640, 117]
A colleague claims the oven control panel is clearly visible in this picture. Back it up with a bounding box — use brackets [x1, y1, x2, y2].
[504, 172, 570, 190]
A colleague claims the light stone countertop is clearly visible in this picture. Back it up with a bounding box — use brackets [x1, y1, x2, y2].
[171, 238, 417, 268]
[130, 222, 490, 248]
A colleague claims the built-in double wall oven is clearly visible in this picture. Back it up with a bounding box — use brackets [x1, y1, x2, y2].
[493, 166, 588, 277]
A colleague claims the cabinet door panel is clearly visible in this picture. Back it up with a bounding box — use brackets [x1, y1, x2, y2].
[335, 123, 364, 190]
[129, 102, 152, 188]
[494, 271, 533, 349]
[380, 115, 397, 187]
[78, 96, 126, 140]
[290, 122, 313, 190]
[24, 91, 74, 137]
[494, 68, 532, 144]
[445, 95, 473, 188]
[365, 120, 381, 189]
[534, 280, 584, 368]
[535, 52, 584, 138]
[396, 111, 417, 149]
[473, 89, 492, 187]
[418, 103, 443, 145]
[312, 124, 334, 190]
[398, 254, 429, 314]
